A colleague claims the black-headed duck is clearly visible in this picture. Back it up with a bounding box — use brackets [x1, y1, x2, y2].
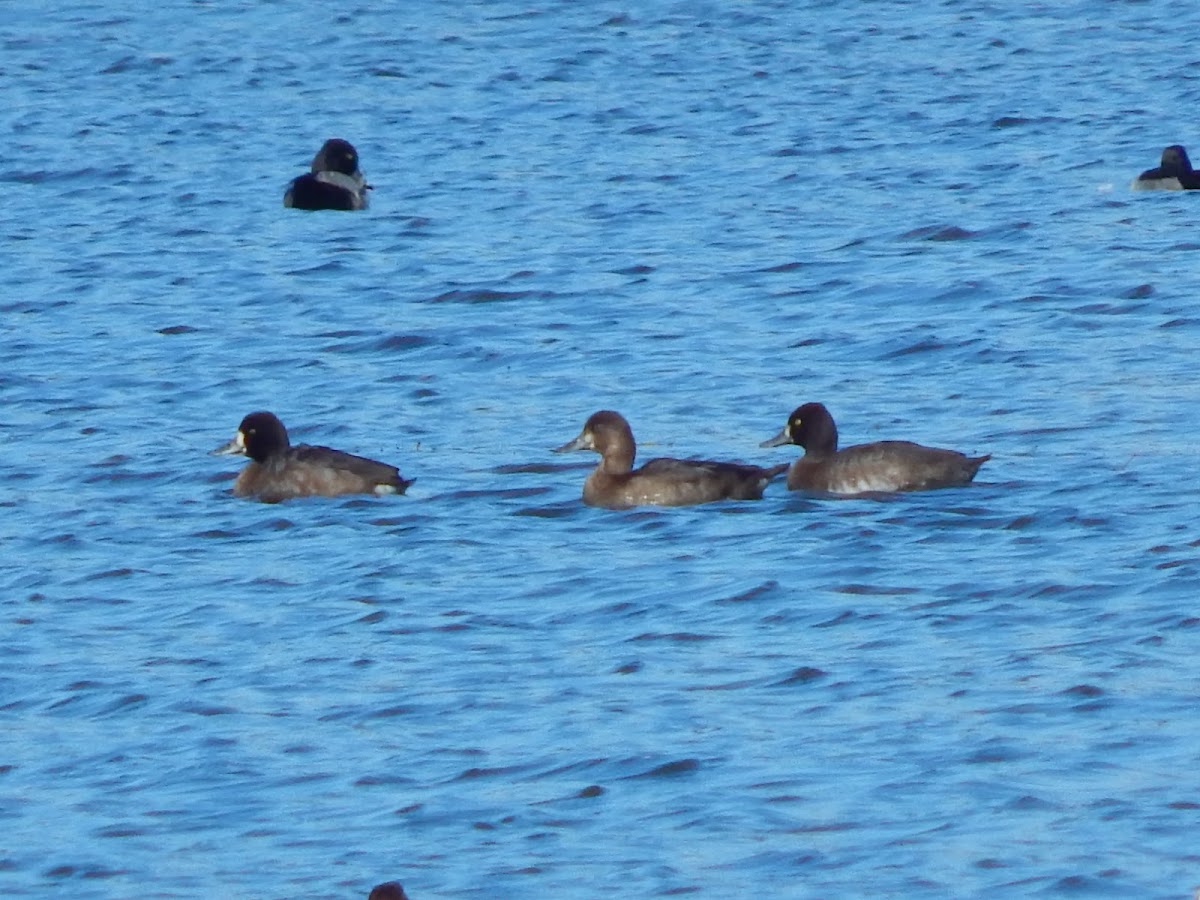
[212, 411, 412, 502]
[284, 138, 371, 210]
[368, 882, 409, 900]
[760, 402, 989, 495]
[1131, 145, 1200, 190]
[554, 410, 787, 509]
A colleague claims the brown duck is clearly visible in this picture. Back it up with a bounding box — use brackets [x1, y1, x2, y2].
[555, 410, 787, 509]
[212, 411, 412, 502]
[761, 402, 989, 495]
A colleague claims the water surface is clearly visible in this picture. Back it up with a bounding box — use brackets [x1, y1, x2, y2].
[3, 1, 1199, 897]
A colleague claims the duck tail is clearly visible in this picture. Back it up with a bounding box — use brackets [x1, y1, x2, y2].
[966, 455, 991, 479]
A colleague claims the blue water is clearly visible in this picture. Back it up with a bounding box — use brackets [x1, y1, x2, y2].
[3, 1, 1199, 897]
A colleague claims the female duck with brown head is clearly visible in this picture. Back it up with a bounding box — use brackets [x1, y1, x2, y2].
[212, 411, 413, 502]
[761, 402, 989, 495]
[555, 410, 787, 509]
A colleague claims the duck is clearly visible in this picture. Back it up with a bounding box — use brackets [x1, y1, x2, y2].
[760, 402, 989, 495]
[212, 411, 412, 502]
[554, 410, 787, 509]
[1131, 144, 1200, 190]
[283, 138, 371, 210]
[368, 883, 409, 900]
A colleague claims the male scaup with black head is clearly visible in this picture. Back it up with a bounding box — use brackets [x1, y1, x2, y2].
[1132, 145, 1200, 190]
[760, 402, 989, 495]
[212, 411, 412, 502]
[368, 882, 409, 900]
[554, 410, 787, 509]
[284, 138, 371, 210]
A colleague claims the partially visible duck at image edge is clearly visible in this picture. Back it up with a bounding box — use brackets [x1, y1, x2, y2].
[368, 882, 409, 900]
[1131, 144, 1200, 190]
[554, 409, 787, 509]
[212, 411, 412, 502]
[760, 401, 989, 496]
[284, 138, 371, 210]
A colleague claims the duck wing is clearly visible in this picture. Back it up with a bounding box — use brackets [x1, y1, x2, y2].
[292, 444, 413, 493]
[801, 441, 987, 494]
[635, 457, 787, 503]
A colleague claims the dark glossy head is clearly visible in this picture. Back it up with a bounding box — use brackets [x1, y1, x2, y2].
[554, 410, 637, 467]
[760, 402, 838, 454]
[311, 138, 361, 176]
[1160, 144, 1193, 175]
[368, 882, 410, 900]
[211, 411, 290, 463]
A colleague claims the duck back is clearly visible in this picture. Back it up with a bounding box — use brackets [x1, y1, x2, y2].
[284, 173, 368, 210]
[790, 441, 989, 494]
[585, 457, 787, 508]
[234, 443, 413, 502]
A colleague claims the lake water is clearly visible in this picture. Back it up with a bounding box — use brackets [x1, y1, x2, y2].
[3, 1, 1199, 897]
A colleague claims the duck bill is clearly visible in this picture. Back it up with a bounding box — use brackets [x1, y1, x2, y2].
[553, 433, 589, 453]
[759, 428, 791, 449]
[211, 432, 247, 456]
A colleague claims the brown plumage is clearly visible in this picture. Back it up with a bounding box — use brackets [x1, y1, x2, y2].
[761, 402, 989, 495]
[554, 410, 787, 509]
[212, 411, 413, 503]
